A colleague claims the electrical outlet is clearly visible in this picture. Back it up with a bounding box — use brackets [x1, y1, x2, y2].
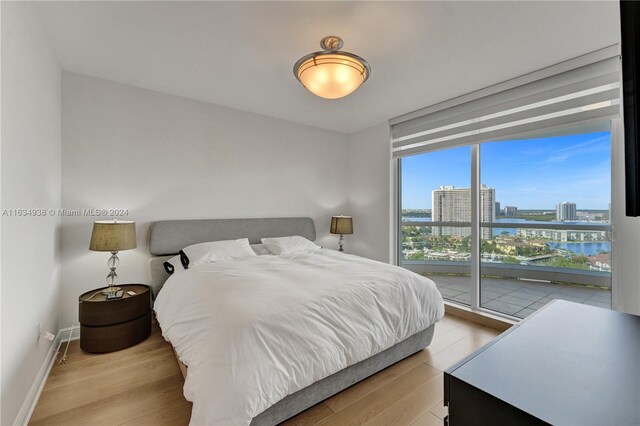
[36, 322, 41, 341]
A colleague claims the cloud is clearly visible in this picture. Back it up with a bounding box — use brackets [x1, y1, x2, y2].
[541, 134, 610, 164]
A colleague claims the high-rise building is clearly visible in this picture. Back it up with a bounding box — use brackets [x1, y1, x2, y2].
[556, 202, 577, 221]
[495, 201, 501, 215]
[504, 205, 518, 217]
[432, 185, 495, 238]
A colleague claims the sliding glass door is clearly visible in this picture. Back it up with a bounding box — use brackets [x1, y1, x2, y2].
[479, 131, 612, 318]
[400, 146, 472, 306]
[399, 126, 612, 319]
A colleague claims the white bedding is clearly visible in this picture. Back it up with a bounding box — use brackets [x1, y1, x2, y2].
[154, 249, 444, 425]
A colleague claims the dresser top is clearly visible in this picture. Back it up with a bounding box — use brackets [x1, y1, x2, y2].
[447, 300, 640, 425]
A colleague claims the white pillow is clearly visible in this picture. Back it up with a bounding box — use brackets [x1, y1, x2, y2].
[261, 236, 321, 255]
[179, 238, 255, 268]
[163, 255, 184, 275]
[250, 243, 272, 256]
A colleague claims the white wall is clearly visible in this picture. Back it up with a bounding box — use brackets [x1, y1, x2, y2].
[60, 72, 349, 326]
[0, 2, 62, 424]
[347, 123, 392, 262]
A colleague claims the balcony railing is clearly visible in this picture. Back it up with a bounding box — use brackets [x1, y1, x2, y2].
[400, 221, 611, 288]
[402, 260, 610, 288]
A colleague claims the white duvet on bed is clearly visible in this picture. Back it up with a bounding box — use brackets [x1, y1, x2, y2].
[154, 249, 444, 425]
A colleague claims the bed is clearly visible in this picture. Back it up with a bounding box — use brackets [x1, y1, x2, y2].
[148, 217, 444, 425]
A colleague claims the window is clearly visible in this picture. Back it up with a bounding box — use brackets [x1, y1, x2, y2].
[392, 46, 619, 319]
[480, 132, 611, 318]
[400, 147, 472, 305]
[399, 129, 612, 318]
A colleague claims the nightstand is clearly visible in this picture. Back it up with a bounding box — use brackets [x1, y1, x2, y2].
[79, 284, 152, 353]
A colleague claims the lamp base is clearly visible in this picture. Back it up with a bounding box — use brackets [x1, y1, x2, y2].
[338, 234, 344, 252]
[103, 251, 120, 296]
[102, 286, 121, 296]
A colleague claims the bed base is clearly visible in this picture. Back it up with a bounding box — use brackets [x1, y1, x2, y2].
[150, 218, 437, 424]
[172, 324, 436, 425]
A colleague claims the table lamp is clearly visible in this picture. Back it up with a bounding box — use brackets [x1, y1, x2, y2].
[89, 220, 137, 295]
[330, 215, 353, 252]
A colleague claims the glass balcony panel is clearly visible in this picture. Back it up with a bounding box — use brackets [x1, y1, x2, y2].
[400, 224, 472, 306]
[479, 223, 611, 319]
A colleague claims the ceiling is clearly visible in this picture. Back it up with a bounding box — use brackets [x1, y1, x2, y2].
[34, 1, 620, 134]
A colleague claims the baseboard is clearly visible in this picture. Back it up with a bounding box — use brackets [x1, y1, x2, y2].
[13, 325, 80, 426]
[59, 324, 81, 341]
[445, 302, 515, 332]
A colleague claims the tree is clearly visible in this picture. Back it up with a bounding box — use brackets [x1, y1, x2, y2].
[407, 251, 425, 260]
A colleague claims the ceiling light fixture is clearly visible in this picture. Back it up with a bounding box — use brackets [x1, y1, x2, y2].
[293, 36, 371, 100]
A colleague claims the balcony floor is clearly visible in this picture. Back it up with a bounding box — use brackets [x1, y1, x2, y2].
[427, 274, 611, 319]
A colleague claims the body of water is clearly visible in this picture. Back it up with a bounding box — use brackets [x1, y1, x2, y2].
[402, 216, 601, 226]
[403, 217, 611, 255]
[547, 241, 610, 256]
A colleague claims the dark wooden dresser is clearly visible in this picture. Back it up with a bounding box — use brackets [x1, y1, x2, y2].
[444, 300, 640, 425]
[79, 284, 152, 353]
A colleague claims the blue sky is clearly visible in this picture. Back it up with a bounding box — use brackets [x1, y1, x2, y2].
[401, 131, 611, 210]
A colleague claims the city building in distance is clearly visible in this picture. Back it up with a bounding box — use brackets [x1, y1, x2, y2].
[504, 205, 518, 216]
[556, 202, 577, 221]
[432, 185, 495, 238]
[516, 228, 606, 242]
[495, 201, 501, 215]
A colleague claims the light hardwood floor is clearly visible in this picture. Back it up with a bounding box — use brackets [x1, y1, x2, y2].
[30, 315, 502, 426]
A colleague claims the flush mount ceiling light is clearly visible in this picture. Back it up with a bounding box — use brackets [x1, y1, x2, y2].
[293, 36, 371, 99]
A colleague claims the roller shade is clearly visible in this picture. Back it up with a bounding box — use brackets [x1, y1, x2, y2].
[391, 45, 621, 158]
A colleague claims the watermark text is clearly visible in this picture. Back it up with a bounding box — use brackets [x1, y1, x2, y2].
[2, 208, 129, 217]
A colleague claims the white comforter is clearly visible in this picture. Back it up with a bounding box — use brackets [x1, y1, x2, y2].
[154, 249, 444, 425]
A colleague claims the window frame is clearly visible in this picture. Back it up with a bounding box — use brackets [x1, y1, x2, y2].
[393, 120, 619, 319]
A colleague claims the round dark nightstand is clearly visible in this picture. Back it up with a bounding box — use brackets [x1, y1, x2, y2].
[79, 284, 152, 353]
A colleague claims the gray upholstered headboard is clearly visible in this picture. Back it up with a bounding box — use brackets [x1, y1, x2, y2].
[147, 217, 316, 296]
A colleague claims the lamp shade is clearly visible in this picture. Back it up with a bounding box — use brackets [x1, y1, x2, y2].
[89, 220, 137, 252]
[330, 216, 353, 235]
[294, 36, 370, 100]
[296, 53, 369, 99]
